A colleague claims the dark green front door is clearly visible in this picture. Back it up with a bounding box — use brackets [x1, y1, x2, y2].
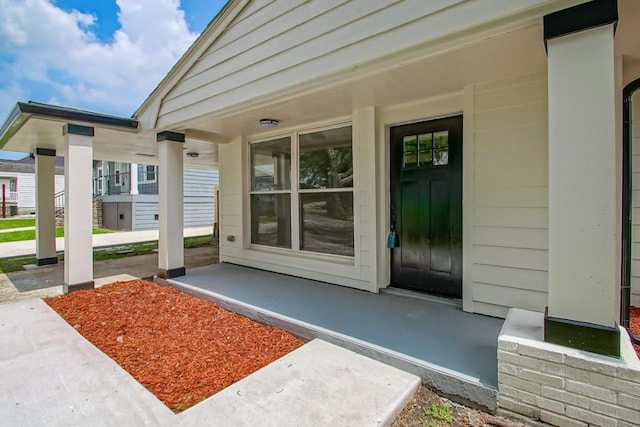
[390, 116, 463, 298]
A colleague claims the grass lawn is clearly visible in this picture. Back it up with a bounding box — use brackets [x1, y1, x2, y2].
[0, 218, 36, 229]
[0, 227, 113, 243]
[0, 235, 217, 273]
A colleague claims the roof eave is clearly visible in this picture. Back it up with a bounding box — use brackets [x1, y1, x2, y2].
[132, 0, 245, 126]
[0, 101, 140, 150]
[0, 103, 29, 149]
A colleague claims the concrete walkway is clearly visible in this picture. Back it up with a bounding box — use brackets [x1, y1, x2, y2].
[0, 298, 419, 426]
[0, 226, 213, 258]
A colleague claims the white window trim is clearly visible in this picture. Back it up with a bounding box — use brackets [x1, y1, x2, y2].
[247, 121, 355, 259]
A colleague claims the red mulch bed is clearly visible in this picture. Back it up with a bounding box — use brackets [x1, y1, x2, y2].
[631, 306, 640, 359]
[45, 280, 303, 412]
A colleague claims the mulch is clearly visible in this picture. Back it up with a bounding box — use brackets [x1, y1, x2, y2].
[45, 280, 304, 412]
[630, 306, 640, 358]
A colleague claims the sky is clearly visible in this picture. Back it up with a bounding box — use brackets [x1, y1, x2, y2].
[0, 0, 227, 160]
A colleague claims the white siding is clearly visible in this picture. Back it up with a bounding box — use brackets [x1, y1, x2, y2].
[631, 91, 640, 306]
[159, 0, 557, 127]
[470, 72, 549, 318]
[0, 172, 64, 213]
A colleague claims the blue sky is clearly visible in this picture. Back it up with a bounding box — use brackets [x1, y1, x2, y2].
[0, 0, 227, 160]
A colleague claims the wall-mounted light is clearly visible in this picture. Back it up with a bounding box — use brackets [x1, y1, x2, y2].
[259, 118, 279, 128]
[186, 152, 199, 158]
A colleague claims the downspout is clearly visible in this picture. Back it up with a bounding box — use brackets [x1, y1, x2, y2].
[621, 77, 640, 343]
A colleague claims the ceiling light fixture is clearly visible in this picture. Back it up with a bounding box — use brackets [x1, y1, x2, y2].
[259, 118, 279, 128]
[186, 152, 199, 158]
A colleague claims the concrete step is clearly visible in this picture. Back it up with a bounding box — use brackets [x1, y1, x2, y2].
[0, 298, 419, 426]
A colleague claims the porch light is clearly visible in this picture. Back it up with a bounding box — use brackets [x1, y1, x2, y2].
[186, 152, 199, 158]
[259, 118, 279, 128]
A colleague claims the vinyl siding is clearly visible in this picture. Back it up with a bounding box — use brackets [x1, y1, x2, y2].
[0, 172, 64, 213]
[132, 168, 218, 230]
[158, 0, 556, 127]
[470, 72, 549, 318]
[631, 90, 640, 306]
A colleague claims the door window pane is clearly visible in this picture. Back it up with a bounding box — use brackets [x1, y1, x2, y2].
[404, 152, 418, 168]
[418, 151, 432, 166]
[300, 192, 354, 256]
[403, 135, 417, 152]
[299, 126, 353, 189]
[250, 194, 291, 248]
[433, 131, 448, 149]
[418, 133, 432, 151]
[251, 137, 291, 191]
[433, 149, 449, 165]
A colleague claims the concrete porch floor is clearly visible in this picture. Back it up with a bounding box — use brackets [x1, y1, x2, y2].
[166, 263, 504, 410]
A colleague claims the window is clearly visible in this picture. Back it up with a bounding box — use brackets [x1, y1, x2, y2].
[402, 131, 448, 168]
[250, 137, 292, 248]
[298, 126, 354, 256]
[146, 165, 156, 181]
[115, 170, 120, 184]
[249, 125, 354, 257]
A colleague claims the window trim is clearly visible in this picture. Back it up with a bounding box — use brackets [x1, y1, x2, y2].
[247, 121, 354, 258]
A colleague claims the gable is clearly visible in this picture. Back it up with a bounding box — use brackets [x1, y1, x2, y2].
[141, 0, 571, 131]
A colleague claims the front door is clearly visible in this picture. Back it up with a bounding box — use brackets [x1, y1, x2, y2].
[390, 115, 463, 298]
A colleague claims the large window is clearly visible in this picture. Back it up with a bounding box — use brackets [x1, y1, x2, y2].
[250, 137, 292, 248]
[249, 125, 354, 257]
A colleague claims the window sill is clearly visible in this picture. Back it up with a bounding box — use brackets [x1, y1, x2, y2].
[247, 244, 355, 267]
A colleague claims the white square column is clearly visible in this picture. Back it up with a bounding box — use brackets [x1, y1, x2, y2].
[34, 148, 58, 266]
[63, 124, 94, 292]
[157, 131, 185, 279]
[545, 0, 620, 356]
[130, 163, 139, 195]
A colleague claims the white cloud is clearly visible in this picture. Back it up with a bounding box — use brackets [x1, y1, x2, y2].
[0, 0, 198, 117]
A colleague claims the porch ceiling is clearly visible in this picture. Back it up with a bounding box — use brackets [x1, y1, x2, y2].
[0, 102, 218, 168]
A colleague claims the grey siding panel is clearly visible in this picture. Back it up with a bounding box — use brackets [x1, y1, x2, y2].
[133, 202, 160, 230]
[132, 168, 218, 230]
[184, 169, 218, 197]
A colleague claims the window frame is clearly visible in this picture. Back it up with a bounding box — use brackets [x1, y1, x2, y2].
[247, 122, 355, 259]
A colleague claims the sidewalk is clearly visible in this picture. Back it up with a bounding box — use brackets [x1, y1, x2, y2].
[0, 226, 213, 258]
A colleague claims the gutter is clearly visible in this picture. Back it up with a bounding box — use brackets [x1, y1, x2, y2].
[621, 77, 640, 345]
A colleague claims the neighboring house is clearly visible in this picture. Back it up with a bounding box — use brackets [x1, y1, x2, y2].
[2, 1, 640, 424]
[93, 161, 218, 230]
[0, 156, 64, 215]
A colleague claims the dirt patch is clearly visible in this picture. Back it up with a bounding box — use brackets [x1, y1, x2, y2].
[393, 385, 534, 427]
[45, 280, 303, 412]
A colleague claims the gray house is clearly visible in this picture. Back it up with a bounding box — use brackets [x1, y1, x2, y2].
[93, 161, 218, 230]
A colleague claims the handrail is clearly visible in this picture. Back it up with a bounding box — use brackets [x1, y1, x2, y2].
[54, 190, 65, 217]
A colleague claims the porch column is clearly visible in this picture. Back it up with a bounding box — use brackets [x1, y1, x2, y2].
[545, 0, 620, 356]
[63, 124, 94, 292]
[130, 163, 139, 195]
[157, 131, 184, 279]
[34, 148, 57, 266]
